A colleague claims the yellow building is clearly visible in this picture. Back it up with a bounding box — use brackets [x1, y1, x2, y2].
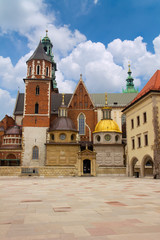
[123, 70, 160, 178]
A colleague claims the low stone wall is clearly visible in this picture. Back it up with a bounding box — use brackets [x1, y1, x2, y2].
[97, 167, 126, 176]
[38, 166, 77, 177]
[0, 167, 21, 176]
[0, 166, 126, 177]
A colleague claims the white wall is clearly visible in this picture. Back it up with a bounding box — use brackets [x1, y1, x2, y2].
[22, 127, 47, 166]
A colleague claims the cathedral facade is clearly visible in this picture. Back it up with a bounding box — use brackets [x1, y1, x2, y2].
[0, 32, 138, 177]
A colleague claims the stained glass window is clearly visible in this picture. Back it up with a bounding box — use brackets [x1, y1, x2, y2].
[32, 146, 39, 159]
[79, 113, 85, 135]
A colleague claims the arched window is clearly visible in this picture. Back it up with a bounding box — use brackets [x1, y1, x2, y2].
[32, 146, 39, 159]
[44, 46, 47, 52]
[36, 86, 39, 95]
[79, 113, 85, 135]
[35, 103, 39, 114]
[46, 67, 49, 76]
[37, 65, 40, 75]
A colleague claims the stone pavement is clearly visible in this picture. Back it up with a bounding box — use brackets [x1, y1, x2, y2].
[0, 176, 160, 240]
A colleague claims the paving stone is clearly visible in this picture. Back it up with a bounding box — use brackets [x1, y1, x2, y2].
[0, 176, 160, 239]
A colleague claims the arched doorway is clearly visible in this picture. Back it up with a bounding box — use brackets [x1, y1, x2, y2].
[141, 155, 153, 177]
[130, 157, 139, 177]
[83, 159, 91, 174]
[5, 154, 19, 166]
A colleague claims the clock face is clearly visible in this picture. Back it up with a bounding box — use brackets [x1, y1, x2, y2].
[60, 133, 66, 140]
[105, 134, 111, 141]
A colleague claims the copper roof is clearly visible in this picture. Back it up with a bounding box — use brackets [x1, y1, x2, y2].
[50, 117, 77, 132]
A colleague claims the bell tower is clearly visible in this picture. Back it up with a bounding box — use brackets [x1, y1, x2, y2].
[42, 30, 58, 92]
[22, 39, 53, 167]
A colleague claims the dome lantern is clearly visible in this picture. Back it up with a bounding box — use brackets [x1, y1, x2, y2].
[58, 93, 67, 117]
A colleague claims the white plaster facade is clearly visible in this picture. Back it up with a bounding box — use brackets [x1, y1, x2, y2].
[22, 127, 48, 167]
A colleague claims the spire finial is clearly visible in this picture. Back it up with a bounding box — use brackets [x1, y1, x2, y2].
[80, 74, 82, 81]
[105, 92, 107, 106]
[128, 61, 131, 72]
[46, 30, 48, 37]
[62, 93, 65, 105]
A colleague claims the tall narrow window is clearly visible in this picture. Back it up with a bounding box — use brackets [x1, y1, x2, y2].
[37, 65, 40, 75]
[138, 136, 141, 148]
[36, 86, 39, 95]
[144, 134, 148, 146]
[35, 103, 39, 114]
[131, 119, 134, 129]
[32, 146, 39, 159]
[29, 66, 31, 76]
[137, 116, 140, 126]
[44, 46, 47, 52]
[143, 112, 147, 123]
[46, 67, 49, 76]
[79, 113, 85, 135]
[132, 139, 135, 149]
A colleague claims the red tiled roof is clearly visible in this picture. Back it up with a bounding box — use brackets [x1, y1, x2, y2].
[131, 70, 160, 104]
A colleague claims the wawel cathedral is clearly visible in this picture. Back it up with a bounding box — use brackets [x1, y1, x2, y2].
[0, 31, 142, 177]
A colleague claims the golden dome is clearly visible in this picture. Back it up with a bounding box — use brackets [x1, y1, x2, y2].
[93, 119, 121, 133]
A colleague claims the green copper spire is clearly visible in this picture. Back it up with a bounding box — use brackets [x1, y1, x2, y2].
[122, 63, 138, 93]
[42, 30, 58, 90]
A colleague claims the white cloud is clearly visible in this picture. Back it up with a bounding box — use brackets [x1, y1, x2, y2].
[58, 40, 139, 93]
[0, 0, 52, 34]
[27, 25, 86, 58]
[94, 0, 98, 4]
[107, 37, 147, 65]
[0, 0, 86, 58]
[0, 52, 32, 91]
[55, 71, 76, 93]
[0, 89, 15, 120]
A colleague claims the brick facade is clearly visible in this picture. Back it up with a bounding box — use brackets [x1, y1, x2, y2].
[0, 115, 15, 130]
[68, 79, 97, 141]
[23, 80, 51, 127]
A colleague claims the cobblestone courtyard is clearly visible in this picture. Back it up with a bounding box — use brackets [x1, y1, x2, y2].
[0, 176, 160, 240]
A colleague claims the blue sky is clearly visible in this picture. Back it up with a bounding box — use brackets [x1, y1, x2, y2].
[1, 0, 160, 119]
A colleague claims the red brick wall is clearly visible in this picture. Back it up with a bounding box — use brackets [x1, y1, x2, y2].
[23, 80, 51, 127]
[23, 116, 50, 127]
[0, 151, 21, 160]
[68, 109, 97, 141]
[0, 115, 15, 130]
[68, 81, 97, 141]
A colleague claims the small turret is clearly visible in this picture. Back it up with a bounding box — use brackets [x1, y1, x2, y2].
[58, 94, 67, 117]
[102, 93, 112, 120]
[123, 63, 138, 93]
